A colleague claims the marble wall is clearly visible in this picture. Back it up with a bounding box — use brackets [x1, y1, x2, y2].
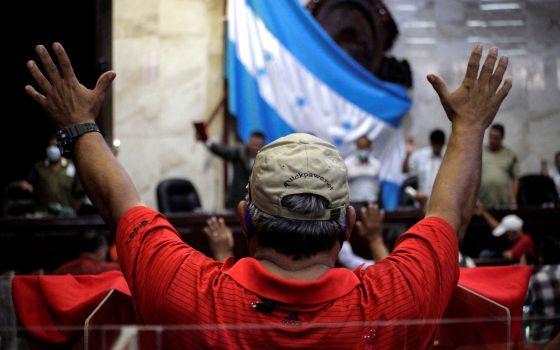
[113, 0, 227, 211]
[113, 0, 559, 210]
[384, 0, 560, 175]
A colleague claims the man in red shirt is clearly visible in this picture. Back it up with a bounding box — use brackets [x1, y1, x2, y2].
[477, 204, 535, 262]
[25, 42, 511, 349]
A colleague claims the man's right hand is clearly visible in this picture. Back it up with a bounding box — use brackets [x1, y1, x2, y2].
[18, 181, 33, 193]
[425, 45, 512, 237]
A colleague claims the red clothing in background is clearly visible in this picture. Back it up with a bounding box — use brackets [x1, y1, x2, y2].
[510, 233, 534, 261]
[53, 254, 120, 275]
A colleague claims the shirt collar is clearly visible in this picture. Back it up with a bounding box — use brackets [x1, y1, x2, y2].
[224, 257, 361, 305]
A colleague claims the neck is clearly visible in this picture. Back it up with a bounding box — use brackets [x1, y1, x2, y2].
[254, 248, 336, 281]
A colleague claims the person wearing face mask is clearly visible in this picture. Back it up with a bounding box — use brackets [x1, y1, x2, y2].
[344, 136, 381, 213]
[18, 135, 84, 216]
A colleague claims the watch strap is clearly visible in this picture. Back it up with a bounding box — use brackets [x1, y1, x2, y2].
[57, 122, 101, 159]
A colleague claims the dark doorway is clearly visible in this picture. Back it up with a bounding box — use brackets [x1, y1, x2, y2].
[2, 0, 111, 196]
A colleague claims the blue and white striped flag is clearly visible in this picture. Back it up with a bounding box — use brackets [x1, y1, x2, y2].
[226, 0, 412, 210]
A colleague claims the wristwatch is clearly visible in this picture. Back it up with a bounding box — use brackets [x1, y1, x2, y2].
[57, 122, 101, 159]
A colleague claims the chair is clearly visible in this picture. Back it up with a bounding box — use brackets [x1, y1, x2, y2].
[516, 174, 559, 208]
[398, 174, 418, 208]
[156, 178, 202, 214]
[1, 181, 35, 217]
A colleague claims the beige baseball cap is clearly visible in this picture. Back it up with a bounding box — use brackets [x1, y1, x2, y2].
[249, 133, 349, 221]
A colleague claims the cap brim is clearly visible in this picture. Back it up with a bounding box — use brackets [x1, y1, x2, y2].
[492, 225, 506, 237]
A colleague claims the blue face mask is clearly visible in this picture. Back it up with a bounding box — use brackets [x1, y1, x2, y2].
[357, 150, 369, 161]
[46, 145, 61, 162]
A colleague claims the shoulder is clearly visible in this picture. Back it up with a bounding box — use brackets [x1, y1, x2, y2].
[412, 147, 431, 158]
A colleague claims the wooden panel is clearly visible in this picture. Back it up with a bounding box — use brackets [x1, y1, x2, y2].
[1, 208, 558, 273]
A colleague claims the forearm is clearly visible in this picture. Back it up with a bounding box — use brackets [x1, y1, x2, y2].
[368, 237, 389, 261]
[427, 126, 484, 238]
[402, 154, 411, 173]
[74, 132, 143, 229]
[511, 178, 519, 203]
[208, 142, 236, 160]
[481, 210, 499, 229]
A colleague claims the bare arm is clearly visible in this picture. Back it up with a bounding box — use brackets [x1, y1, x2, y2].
[25, 43, 143, 229]
[426, 45, 512, 239]
[541, 159, 549, 177]
[474, 202, 500, 229]
[511, 177, 519, 205]
[402, 137, 416, 173]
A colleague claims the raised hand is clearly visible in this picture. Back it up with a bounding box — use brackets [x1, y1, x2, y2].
[355, 204, 389, 261]
[425, 45, 513, 236]
[427, 45, 512, 131]
[203, 216, 234, 262]
[25, 42, 116, 128]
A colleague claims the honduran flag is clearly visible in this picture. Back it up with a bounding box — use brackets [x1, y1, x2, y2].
[226, 0, 412, 210]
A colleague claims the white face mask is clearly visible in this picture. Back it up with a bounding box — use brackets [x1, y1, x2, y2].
[46, 145, 61, 162]
[357, 150, 369, 161]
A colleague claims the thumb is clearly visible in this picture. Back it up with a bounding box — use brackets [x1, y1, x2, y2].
[427, 74, 449, 101]
[95, 71, 117, 94]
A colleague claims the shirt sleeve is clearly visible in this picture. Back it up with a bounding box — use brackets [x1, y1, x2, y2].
[116, 206, 219, 323]
[408, 151, 420, 175]
[510, 234, 533, 260]
[384, 216, 460, 319]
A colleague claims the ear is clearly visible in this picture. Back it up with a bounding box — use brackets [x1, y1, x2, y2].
[237, 200, 249, 237]
[344, 206, 356, 241]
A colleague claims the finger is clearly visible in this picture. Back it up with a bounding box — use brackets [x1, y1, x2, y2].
[24, 85, 48, 108]
[495, 76, 513, 103]
[27, 60, 52, 93]
[35, 45, 62, 83]
[464, 44, 483, 84]
[489, 55, 508, 91]
[478, 47, 498, 83]
[208, 217, 219, 230]
[427, 74, 450, 101]
[52, 42, 78, 84]
[355, 221, 364, 235]
[95, 70, 117, 95]
[203, 227, 211, 237]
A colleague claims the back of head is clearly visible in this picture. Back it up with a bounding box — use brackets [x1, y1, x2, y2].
[250, 130, 266, 140]
[248, 133, 349, 259]
[491, 123, 505, 137]
[429, 129, 446, 145]
[81, 229, 108, 257]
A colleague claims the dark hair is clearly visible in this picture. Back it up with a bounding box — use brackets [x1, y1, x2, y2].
[491, 123, 505, 137]
[538, 236, 560, 265]
[249, 194, 345, 260]
[80, 229, 108, 253]
[250, 130, 266, 139]
[430, 129, 446, 145]
[357, 135, 371, 146]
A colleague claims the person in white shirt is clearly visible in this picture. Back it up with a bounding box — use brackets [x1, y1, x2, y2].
[344, 136, 381, 213]
[403, 129, 446, 209]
